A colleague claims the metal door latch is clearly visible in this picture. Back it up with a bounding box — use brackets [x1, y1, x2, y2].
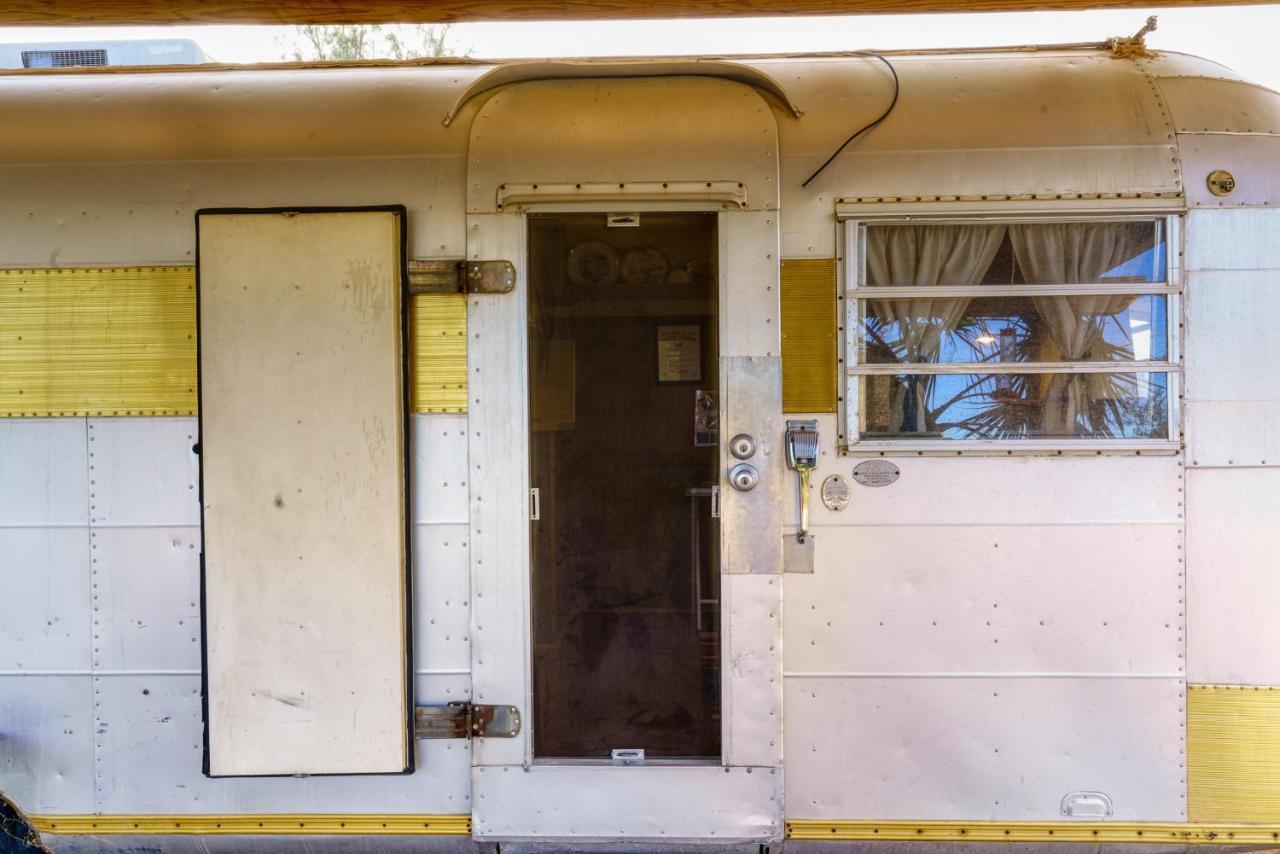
[414, 703, 522, 740]
[785, 420, 820, 544]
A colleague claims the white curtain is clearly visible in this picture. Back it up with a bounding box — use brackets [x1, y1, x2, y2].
[1009, 223, 1146, 436]
[866, 224, 1007, 433]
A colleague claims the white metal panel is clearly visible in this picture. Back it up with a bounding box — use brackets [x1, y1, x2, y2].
[199, 210, 409, 776]
[93, 674, 473, 813]
[1183, 207, 1280, 271]
[466, 77, 779, 214]
[719, 211, 780, 359]
[1185, 270, 1280, 401]
[0, 529, 90, 671]
[413, 523, 472, 676]
[785, 523, 1183, 675]
[465, 212, 531, 768]
[1187, 467, 1280, 684]
[791, 418, 1182, 526]
[0, 418, 87, 526]
[0, 157, 466, 267]
[1179, 134, 1280, 209]
[472, 764, 781, 840]
[784, 676, 1186, 821]
[412, 414, 471, 525]
[91, 526, 200, 673]
[0, 675, 95, 813]
[88, 417, 198, 527]
[1186, 401, 1280, 469]
[723, 573, 783, 767]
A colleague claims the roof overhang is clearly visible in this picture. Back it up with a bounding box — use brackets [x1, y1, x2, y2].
[0, 0, 1274, 25]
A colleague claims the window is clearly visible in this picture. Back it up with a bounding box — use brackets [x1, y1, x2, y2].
[844, 217, 1179, 448]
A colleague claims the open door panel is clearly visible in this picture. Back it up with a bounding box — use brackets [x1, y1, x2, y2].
[197, 207, 411, 777]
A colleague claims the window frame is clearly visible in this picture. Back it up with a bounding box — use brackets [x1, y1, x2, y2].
[839, 211, 1183, 454]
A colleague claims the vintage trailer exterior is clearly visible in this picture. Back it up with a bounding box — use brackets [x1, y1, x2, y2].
[2, 43, 1280, 851]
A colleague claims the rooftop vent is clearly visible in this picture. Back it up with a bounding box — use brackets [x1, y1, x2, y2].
[21, 48, 108, 68]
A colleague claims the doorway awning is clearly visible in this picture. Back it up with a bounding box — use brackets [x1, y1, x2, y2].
[0, 0, 1272, 25]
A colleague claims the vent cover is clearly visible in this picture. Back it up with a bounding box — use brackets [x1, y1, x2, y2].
[21, 48, 108, 68]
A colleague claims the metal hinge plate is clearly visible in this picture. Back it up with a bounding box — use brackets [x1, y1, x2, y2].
[414, 702, 522, 740]
[407, 259, 515, 295]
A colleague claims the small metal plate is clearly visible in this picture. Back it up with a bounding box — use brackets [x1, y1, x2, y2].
[821, 474, 850, 511]
[783, 532, 816, 574]
[852, 460, 900, 487]
[464, 260, 516, 294]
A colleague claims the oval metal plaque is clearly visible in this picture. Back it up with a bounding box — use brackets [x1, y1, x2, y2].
[821, 474, 850, 511]
[852, 460, 900, 487]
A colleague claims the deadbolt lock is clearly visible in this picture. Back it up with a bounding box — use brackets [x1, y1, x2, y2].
[728, 463, 760, 491]
[730, 433, 757, 460]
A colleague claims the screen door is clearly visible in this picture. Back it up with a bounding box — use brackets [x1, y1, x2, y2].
[197, 207, 411, 776]
[527, 212, 721, 758]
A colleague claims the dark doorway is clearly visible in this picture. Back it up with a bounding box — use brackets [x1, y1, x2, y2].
[528, 212, 721, 759]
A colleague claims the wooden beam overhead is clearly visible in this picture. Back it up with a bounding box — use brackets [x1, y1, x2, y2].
[0, 0, 1273, 26]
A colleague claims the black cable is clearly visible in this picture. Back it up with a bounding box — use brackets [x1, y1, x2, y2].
[801, 52, 900, 189]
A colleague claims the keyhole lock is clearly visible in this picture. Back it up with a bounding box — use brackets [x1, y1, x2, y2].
[730, 433, 757, 460]
[728, 463, 759, 491]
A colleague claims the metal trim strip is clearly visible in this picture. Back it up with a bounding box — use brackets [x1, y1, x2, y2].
[31, 814, 470, 836]
[786, 820, 1280, 844]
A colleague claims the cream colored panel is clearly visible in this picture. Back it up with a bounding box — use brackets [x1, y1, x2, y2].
[466, 77, 778, 213]
[1188, 468, 1280, 685]
[1159, 78, 1280, 135]
[0, 66, 476, 165]
[199, 210, 409, 776]
[785, 523, 1183, 675]
[0, 157, 465, 267]
[784, 676, 1185, 821]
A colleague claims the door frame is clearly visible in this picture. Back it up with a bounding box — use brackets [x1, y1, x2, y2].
[465, 203, 784, 840]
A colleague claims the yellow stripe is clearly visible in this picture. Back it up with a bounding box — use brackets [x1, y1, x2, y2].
[1189, 683, 1280, 822]
[0, 267, 197, 417]
[786, 820, 1280, 844]
[0, 267, 468, 417]
[780, 258, 837, 413]
[31, 814, 470, 835]
[410, 293, 468, 413]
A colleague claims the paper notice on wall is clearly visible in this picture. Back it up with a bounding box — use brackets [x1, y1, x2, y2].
[657, 324, 701, 383]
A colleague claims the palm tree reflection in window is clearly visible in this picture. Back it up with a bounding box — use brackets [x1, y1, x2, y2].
[863, 307, 1168, 439]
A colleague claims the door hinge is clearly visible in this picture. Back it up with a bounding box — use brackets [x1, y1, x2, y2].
[407, 259, 515, 295]
[530, 487, 540, 521]
[414, 702, 522, 740]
